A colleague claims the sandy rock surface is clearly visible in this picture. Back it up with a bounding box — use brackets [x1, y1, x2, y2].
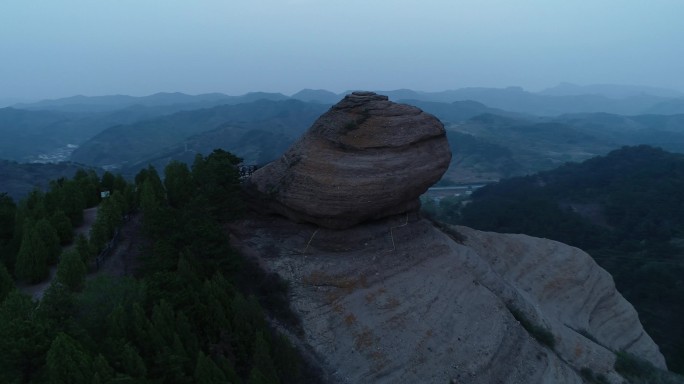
[231, 215, 665, 384]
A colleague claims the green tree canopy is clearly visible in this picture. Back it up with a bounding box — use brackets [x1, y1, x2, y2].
[191, 149, 243, 221]
[194, 351, 227, 384]
[57, 249, 86, 292]
[0, 193, 16, 243]
[46, 332, 94, 384]
[34, 218, 61, 266]
[164, 161, 194, 209]
[0, 291, 51, 383]
[50, 210, 74, 245]
[15, 220, 49, 284]
[0, 263, 13, 303]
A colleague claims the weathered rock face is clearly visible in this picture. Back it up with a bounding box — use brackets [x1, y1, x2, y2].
[230, 215, 667, 384]
[246, 91, 451, 229]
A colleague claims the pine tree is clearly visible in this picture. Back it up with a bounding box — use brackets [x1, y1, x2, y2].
[57, 249, 87, 292]
[46, 332, 94, 383]
[39, 282, 77, 333]
[34, 218, 61, 266]
[113, 174, 128, 193]
[15, 221, 49, 284]
[75, 233, 92, 265]
[151, 299, 176, 345]
[164, 161, 195, 209]
[106, 304, 128, 341]
[74, 169, 100, 208]
[0, 291, 51, 383]
[0, 263, 13, 303]
[249, 331, 280, 384]
[191, 150, 243, 221]
[140, 179, 166, 236]
[61, 181, 86, 226]
[0, 193, 15, 244]
[50, 210, 74, 245]
[100, 171, 116, 193]
[0, 193, 17, 272]
[91, 354, 114, 383]
[89, 218, 109, 256]
[194, 351, 227, 384]
[24, 189, 47, 220]
[121, 343, 147, 378]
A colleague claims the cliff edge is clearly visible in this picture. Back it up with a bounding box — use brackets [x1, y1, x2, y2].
[236, 92, 666, 383]
[231, 214, 666, 384]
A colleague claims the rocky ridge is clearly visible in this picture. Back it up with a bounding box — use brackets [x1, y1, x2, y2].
[246, 91, 451, 229]
[231, 215, 666, 384]
[237, 92, 667, 383]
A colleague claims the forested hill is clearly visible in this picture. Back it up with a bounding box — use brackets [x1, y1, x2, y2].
[70, 99, 329, 168]
[456, 145, 684, 372]
[0, 160, 97, 201]
[0, 151, 320, 383]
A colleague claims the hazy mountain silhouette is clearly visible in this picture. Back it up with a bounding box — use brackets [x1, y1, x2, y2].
[440, 111, 684, 183]
[539, 82, 684, 99]
[70, 99, 328, 168]
[402, 99, 525, 122]
[290, 89, 339, 104]
[13, 86, 684, 116]
[13, 91, 289, 113]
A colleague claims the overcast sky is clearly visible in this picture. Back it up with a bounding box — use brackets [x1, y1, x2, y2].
[1, 0, 683, 101]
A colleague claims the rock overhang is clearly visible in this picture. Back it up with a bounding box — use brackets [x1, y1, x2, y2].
[246, 91, 452, 229]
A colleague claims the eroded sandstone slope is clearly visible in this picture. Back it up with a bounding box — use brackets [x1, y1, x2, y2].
[231, 214, 665, 384]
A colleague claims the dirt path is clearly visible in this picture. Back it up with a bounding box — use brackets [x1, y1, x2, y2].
[91, 213, 143, 278]
[18, 207, 99, 299]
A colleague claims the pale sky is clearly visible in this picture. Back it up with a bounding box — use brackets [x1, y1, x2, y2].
[1, 0, 683, 101]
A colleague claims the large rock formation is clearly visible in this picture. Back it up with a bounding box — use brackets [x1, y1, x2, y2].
[246, 91, 451, 229]
[236, 92, 668, 382]
[230, 215, 667, 384]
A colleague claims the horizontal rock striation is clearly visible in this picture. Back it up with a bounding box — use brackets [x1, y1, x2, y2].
[245, 91, 451, 229]
[230, 216, 666, 384]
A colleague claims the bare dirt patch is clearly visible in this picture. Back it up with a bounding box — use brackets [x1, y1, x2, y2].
[92, 213, 144, 277]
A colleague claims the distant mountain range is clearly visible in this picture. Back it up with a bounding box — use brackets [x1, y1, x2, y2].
[439, 111, 684, 183]
[12, 91, 290, 113]
[539, 82, 684, 99]
[3, 84, 684, 198]
[11, 83, 684, 116]
[70, 99, 329, 170]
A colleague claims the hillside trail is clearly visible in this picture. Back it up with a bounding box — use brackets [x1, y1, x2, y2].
[18, 207, 98, 299]
[18, 208, 143, 300]
[91, 213, 143, 278]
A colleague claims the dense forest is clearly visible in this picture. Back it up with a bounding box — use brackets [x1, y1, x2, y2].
[436, 145, 684, 373]
[0, 149, 316, 383]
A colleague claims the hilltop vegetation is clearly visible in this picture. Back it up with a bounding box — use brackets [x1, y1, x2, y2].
[438, 146, 684, 373]
[0, 150, 318, 383]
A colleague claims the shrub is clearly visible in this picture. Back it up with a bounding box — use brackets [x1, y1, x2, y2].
[615, 351, 684, 384]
